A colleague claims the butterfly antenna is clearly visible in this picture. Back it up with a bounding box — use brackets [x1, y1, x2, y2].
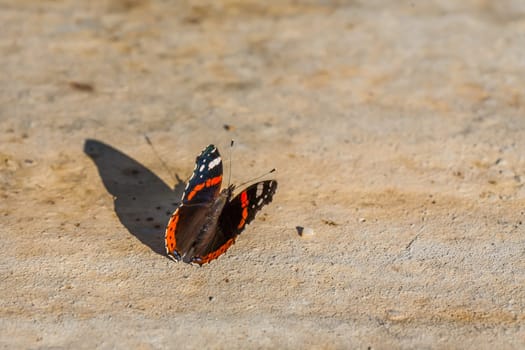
[144, 134, 180, 185]
[236, 168, 276, 189]
[228, 139, 234, 187]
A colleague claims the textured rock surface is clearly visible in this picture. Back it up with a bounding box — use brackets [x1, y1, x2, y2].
[1, 1, 525, 348]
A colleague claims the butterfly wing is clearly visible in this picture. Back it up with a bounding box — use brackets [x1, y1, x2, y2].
[220, 180, 278, 234]
[182, 145, 223, 205]
[189, 180, 278, 265]
[165, 145, 223, 261]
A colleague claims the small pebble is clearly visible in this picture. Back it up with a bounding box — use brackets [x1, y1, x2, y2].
[359, 217, 366, 223]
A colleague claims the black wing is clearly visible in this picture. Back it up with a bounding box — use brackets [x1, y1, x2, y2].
[219, 180, 278, 239]
[181, 144, 223, 205]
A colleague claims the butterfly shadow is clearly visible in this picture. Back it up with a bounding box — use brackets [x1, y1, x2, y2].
[83, 139, 185, 257]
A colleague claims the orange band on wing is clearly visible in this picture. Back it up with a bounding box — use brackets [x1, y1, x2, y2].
[237, 191, 249, 229]
[165, 210, 179, 254]
[195, 238, 236, 265]
[186, 175, 222, 201]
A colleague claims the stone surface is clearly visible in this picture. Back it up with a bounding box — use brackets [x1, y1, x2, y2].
[1, 0, 525, 348]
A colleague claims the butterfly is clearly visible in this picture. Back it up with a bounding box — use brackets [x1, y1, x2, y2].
[165, 144, 277, 265]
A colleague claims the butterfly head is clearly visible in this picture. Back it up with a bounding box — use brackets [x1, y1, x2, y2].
[221, 184, 236, 200]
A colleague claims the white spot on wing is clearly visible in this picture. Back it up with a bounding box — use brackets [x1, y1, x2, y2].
[199, 164, 205, 172]
[256, 183, 263, 197]
[208, 157, 221, 169]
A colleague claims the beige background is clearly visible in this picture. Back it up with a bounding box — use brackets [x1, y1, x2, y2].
[1, 1, 525, 348]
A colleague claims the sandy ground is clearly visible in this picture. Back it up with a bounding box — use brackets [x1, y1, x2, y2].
[2, 0, 525, 348]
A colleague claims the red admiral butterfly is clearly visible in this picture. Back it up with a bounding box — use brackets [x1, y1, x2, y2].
[165, 144, 277, 265]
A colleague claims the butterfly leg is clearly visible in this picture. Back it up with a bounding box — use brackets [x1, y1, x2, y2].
[168, 250, 182, 262]
[190, 256, 204, 266]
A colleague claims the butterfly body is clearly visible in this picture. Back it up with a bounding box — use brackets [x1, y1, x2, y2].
[165, 145, 277, 265]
